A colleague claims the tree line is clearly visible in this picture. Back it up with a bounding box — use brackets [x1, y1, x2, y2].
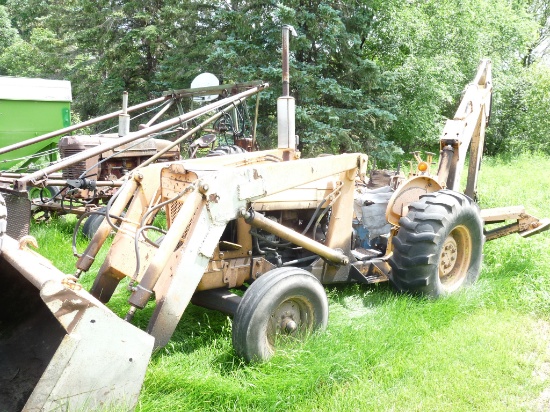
[1, 0, 549, 164]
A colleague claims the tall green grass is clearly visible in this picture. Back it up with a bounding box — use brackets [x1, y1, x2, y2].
[30, 153, 550, 411]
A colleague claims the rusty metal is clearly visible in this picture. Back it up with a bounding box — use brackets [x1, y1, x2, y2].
[3, 47, 549, 409]
[282, 26, 291, 97]
[0, 234, 154, 410]
[42, 179, 124, 187]
[349, 258, 391, 284]
[386, 176, 442, 226]
[77, 150, 365, 348]
[436, 145, 454, 188]
[8, 27, 550, 411]
[0, 187, 30, 239]
[0, 81, 261, 160]
[0, 95, 169, 156]
[252, 92, 261, 149]
[436, 59, 492, 193]
[163, 80, 265, 99]
[76, 176, 140, 272]
[136, 99, 247, 170]
[15, 83, 268, 191]
[191, 289, 242, 315]
[198, 257, 252, 289]
[481, 206, 550, 241]
[129, 189, 204, 309]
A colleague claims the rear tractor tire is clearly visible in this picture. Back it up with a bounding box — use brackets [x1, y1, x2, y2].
[29, 186, 61, 222]
[82, 207, 107, 239]
[232, 267, 328, 362]
[206, 145, 246, 157]
[28, 185, 60, 203]
[389, 190, 484, 297]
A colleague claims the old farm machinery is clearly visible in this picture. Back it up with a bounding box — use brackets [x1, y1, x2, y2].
[0, 27, 548, 411]
[0, 79, 265, 239]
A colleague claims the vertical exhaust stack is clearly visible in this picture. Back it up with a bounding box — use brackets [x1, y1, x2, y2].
[118, 91, 130, 137]
[278, 25, 297, 150]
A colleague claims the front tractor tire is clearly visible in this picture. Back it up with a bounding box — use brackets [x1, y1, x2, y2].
[389, 190, 484, 297]
[232, 267, 328, 362]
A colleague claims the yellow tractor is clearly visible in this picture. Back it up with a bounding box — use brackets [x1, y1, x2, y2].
[1, 27, 548, 411]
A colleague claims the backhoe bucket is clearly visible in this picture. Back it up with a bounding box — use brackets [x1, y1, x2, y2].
[0, 235, 154, 411]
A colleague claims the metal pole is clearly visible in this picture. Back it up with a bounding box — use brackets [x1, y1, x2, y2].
[118, 91, 131, 137]
[282, 26, 290, 97]
[43, 179, 124, 187]
[15, 84, 268, 191]
[278, 25, 297, 150]
[140, 100, 174, 129]
[0, 96, 170, 156]
[252, 92, 260, 150]
[135, 100, 245, 170]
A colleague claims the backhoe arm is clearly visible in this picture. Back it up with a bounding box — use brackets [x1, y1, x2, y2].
[436, 59, 492, 199]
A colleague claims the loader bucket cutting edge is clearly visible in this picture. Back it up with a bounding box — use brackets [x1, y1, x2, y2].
[0, 235, 154, 411]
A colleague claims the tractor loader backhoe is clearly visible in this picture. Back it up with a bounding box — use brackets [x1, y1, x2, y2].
[0, 26, 549, 410]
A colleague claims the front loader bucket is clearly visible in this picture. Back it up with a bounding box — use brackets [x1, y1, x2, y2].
[0, 235, 154, 411]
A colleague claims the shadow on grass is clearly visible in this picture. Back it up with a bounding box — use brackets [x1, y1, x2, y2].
[146, 304, 233, 359]
[326, 281, 396, 306]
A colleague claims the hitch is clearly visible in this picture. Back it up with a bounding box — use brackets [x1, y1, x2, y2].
[66, 177, 97, 192]
[481, 206, 550, 241]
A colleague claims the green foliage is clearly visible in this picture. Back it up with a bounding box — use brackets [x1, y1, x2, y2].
[0, 27, 69, 77]
[0, 0, 549, 160]
[200, 2, 399, 160]
[362, 0, 539, 154]
[488, 62, 550, 155]
[0, 5, 18, 50]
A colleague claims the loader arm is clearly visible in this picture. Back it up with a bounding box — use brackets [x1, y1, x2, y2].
[80, 149, 367, 347]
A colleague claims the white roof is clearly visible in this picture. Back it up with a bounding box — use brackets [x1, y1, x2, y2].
[0, 76, 72, 102]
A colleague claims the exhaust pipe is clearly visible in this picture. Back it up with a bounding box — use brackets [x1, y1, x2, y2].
[278, 25, 297, 150]
[118, 91, 131, 137]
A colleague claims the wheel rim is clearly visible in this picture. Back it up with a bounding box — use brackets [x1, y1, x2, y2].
[266, 296, 314, 354]
[438, 225, 472, 292]
[28, 186, 55, 201]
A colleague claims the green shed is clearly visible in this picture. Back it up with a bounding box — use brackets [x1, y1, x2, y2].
[0, 76, 72, 171]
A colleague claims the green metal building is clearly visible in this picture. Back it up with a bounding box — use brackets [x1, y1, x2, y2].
[0, 76, 71, 171]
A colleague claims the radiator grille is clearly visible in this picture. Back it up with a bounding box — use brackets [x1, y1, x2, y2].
[0, 190, 31, 240]
[59, 148, 86, 180]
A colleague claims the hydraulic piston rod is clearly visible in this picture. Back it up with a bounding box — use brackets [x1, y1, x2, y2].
[241, 209, 349, 266]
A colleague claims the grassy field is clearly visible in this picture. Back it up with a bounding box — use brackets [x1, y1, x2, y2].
[30, 153, 550, 412]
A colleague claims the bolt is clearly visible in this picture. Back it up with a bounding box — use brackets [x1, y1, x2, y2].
[282, 318, 298, 334]
[199, 183, 209, 193]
